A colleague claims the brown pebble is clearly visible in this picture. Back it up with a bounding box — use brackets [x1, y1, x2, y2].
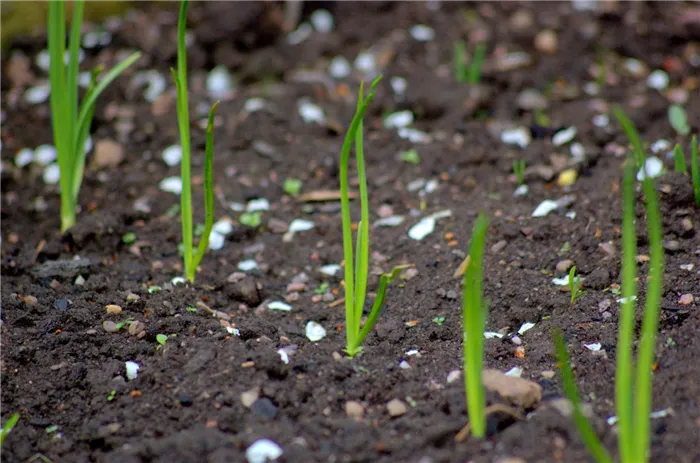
[679, 294, 694, 305]
[535, 29, 558, 54]
[386, 399, 408, 417]
[128, 321, 146, 336]
[541, 370, 556, 379]
[491, 240, 507, 253]
[555, 260, 574, 274]
[7, 232, 20, 244]
[93, 139, 125, 168]
[105, 304, 122, 315]
[126, 293, 140, 304]
[21, 295, 38, 306]
[286, 282, 307, 292]
[345, 401, 365, 419]
[102, 321, 119, 333]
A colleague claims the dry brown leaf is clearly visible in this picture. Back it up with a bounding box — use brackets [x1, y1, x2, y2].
[453, 255, 471, 279]
[298, 190, 358, 202]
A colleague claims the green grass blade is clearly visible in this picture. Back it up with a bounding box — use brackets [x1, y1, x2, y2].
[462, 213, 489, 438]
[691, 135, 700, 205]
[341, 76, 381, 356]
[613, 105, 645, 168]
[48, 1, 74, 231]
[354, 265, 412, 349]
[673, 144, 687, 174]
[467, 42, 486, 85]
[554, 333, 614, 463]
[66, 0, 83, 154]
[616, 159, 637, 462]
[0, 412, 19, 448]
[174, 0, 194, 281]
[353, 115, 370, 336]
[191, 101, 219, 275]
[633, 173, 665, 462]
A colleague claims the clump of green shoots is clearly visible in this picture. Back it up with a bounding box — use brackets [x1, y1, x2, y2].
[340, 76, 411, 358]
[0, 413, 19, 448]
[554, 107, 665, 463]
[461, 213, 490, 439]
[454, 40, 486, 85]
[172, 0, 219, 283]
[568, 265, 585, 307]
[48, 0, 141, 232]
[513, 159, 526, 186]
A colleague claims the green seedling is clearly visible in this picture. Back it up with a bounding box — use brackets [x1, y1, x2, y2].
[568, 266, 585, 307]
[691, 135, 699, 205]
[0, 412, 19, 447]
[513, 159, 526, 186]
[400, 148, 421, 165]
[556, 108, 665, 462]
[48, 1, 141, 232]
[314, 282, 329, 295]
[673, 144, 687, 174]
[107, 390, 116, 401]
[186, 306, 197, 313]
[172, 1, 219, 283]
[283, 178, 303, 197]
[433, 315, 446, 325]
[340, 76, 411, 358]
[121, 232, 136, 244]
[454, 40, 486, 85]
[461, 213, 490, 439]
[553, 333, 613, 463]
[239, 211, 261, 228]
[668, 104, 690, 136]
[156, 334, 168, 346]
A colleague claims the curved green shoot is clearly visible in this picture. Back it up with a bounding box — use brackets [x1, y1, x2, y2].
[673, 144, 687, 174]
[340, 76, 409, 357]
[462, 212, 490, 439]
[691, 135, 699, 205]
[48, 1, 141, 232]
[173, 0, 219, 283]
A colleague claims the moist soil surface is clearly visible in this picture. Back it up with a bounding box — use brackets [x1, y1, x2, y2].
[2, 2, 700, 462]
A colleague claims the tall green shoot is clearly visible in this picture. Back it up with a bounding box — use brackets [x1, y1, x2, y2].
[672, 144, 687, 174]
[461, 213, 490, 438]
[48, 1, 141, 232]
[691, 135, 700, 205]
[340, 77, 410, 357]
[172, 0, 219, 283]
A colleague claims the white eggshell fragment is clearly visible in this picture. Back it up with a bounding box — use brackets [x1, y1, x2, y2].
[305, 321, 327, 341]
[636, 156, 664, 181]
[162, 145, 182, 167]
[246, 439, 283, 463]
[159, 176, 183, 195]
[125, 361, 140, 380]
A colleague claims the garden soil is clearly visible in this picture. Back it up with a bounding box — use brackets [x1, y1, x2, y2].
[2, 2, 700, 462]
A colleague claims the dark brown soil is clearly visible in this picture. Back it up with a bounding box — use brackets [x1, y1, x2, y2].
[2, 2, 700, 462]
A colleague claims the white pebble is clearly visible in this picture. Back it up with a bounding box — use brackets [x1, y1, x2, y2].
[288, 219, 314, 233]
[584, 343, 602, 352]
[390, 76, 408, 96]
[25, 83, 50, 104]
[552, 126, 577, 146]
[408, 217, 436, 240]
[374, 215, 405, 227]
[268, 301, 292, 312]
[532, 199, 559, 217]
[162, 145, 182, 167]
[484, 331, 504, 339]
[551, 276, 570, 286]
[354, 52, 377, 75]
[246, 439, 283, 463]
[570, 142, 585, 160]
[298, 100, 325, 124]
[410, 24, 435, 42]
[305, 321, 326, 341]
[310, 9, 334, 33]
[171, 276, 186, 285]
[206, 65, 235, 100]
[15, 148, 34, 167]
[244, 98, 266, 113]
[208, 231, 226, 251]
[501, 127, 531, 149]
[159, 176, 183, 195]
[398, 128, 430, 143]
[34, 145, 58, 166]
[35, 50, 51, 71]
[384, 110, 414, 129]
[650, 139, 670, 154]
[592, 114, 609, 128]
[42, 163, 61, 184]
[636, 156, 664, 181]
[238, 259, 258, 272]
[329, 56, 351, 79]
[125, 361, 140, 380]
[213, 219, 233, 235]
[513, 184, 529, 197]
[505, 367, 523, 377]
[446, 370, 462, 383]
[247, 198, 270, 212]
[647, 69, 669, 90]
[518, 322, 535, 335]
[132, 71, 167, 103]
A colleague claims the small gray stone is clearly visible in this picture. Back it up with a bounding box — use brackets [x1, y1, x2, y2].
[103, 321, 119, 333]
[252, 398, 278, 419]
[583, 267, 611, 290]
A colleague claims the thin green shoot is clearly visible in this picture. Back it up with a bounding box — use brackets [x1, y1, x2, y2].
[461, 212, 490, 439]
[612, 105, 645, 168]
[553, 332, 613, 463]
[672, 144, 687, 174]
[568, 266, 585, 307]
[454, 40, 486, 85]
[513, 159, 526, 186]
[691, 135, 699, 205]
[668, 104, 690, 136]
[614, 108, 665, 462]
[48, 1, 141, 232]
[172, 0, 220, 283]
[340, 76, 411, 357]
[0, 412, 19, 447]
